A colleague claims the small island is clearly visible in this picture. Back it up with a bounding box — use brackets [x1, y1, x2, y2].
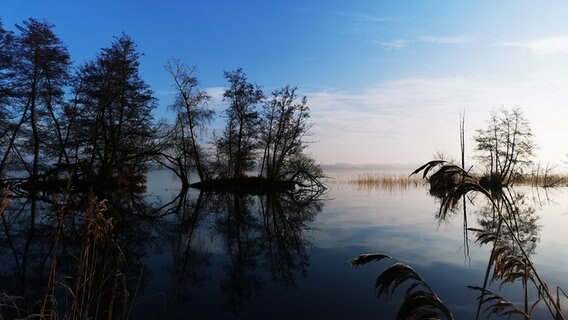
[157, 66, 325, 195]
[189, 176, 295, 193]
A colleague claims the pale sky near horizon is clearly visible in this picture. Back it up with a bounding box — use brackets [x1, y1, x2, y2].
[4, 1, 568, 170]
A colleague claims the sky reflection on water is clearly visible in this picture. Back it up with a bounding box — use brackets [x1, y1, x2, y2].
[2, 170, 567, 319]
[133, 170, 568, 319]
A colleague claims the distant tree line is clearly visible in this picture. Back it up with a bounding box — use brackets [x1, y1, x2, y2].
[0, 18, 323, 191]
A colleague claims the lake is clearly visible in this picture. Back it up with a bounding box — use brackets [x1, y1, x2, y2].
[1, 169, 568, 319]
[135, 169, 568, 319]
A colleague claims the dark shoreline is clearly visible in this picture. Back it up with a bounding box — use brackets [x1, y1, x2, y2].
[190, 177, 295, 194]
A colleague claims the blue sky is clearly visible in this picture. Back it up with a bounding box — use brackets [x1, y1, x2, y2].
[4, 1, 568, 168]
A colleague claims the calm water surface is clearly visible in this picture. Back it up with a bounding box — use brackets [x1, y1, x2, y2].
[2, 169, 568, 319]
[132, 170, 568, 319]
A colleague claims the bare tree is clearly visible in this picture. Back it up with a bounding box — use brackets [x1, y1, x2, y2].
[0, 21, 15, 176]
[161, 59, 214, 185]
[215, 68, 264, 179]
[474, 107, 535, 187]
[0, 18, 70, 183]
[259, 86, 322, 187]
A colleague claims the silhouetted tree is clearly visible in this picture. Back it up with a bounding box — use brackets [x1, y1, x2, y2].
[215, 68, 264, 179]
[0, 19, 70, 182]
[259, 86, 322, 186]
[71, 34, 156, 181]
[474, 107, 534, 187]
[160, 60, 214, 185]
[0, 21, 15, 175]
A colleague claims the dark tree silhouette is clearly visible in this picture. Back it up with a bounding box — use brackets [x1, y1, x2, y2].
[0, 21, 15, 175]
[159, 59, 214, 186]
[259, 86, 322, 186]
[71, 34, 156, 182]
[474, 107, 535, 187]
[0, 18, 70, 183]
[215, 68, 264, 179]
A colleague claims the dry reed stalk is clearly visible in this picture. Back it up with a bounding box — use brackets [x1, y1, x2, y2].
[349, 253, 454, 319]
[415, 160, 565, 320]
[66, 193, 123, 320]
[0, 185, 131, 320]
[0, 187, 8, 216]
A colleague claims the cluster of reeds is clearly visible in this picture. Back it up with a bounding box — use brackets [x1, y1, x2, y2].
[349, 253, 454, 319]
[524, 163, 567, 188]
[324, 173, 426, 192]
[352, 160, 567, 319]
[0, 190, 132, 320]
[61, 194, 131, 320]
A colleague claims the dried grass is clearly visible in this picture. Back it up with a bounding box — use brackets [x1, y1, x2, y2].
[62, 192, 129, 320]
[348, 253, 454, 320]
[0, 187, 8, 216]
[351, 160, 568, 320]
[323, 173, 426, 192]
[0, 190, 132, 320]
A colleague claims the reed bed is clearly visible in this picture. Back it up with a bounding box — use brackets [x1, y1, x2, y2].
[350, 161, 568, 320]
[323, 170, 568, 194]
[323, 173, 427, 192]
[0, 190, 132, 320]
[519, 173, 568, 188]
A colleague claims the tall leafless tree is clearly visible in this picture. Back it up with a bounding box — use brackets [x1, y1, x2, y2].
[215, 68, 264, 179]
[161, 59, 214, 185]
[474, 107, 535, 187]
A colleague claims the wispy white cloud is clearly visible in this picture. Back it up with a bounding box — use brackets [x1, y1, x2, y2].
[418, 35, 469, 44]
[376, 39, 409, 49]
[376, 35, 469, 49]
[197, 75, 568, 169]
[205, 87, 225, 104]
[303, 75, 568, 167]
[310, 10, 396, 35]
[499, 36, 568, 54]
[332, 11, 394, 23]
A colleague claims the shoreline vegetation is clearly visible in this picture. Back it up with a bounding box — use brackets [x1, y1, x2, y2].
[352, 161, 568, 319]
[189, 176, 296, 193]
[345, 107, 568, 319]
[323, 171, 568, 191]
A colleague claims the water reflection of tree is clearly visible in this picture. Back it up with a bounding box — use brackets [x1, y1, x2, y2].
[473, 188, 540, 256]
[0, 194, 53, 300]
[209, 191, 321, 313]
[154, 190, 322, 313]
[431, 186, 541, 264]
[159, 190, 212, 304]
[0, 187, 158, 318]
[0, 184, 324, 317]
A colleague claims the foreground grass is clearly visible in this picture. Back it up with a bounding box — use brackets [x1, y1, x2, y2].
[350, 161, 568, 320]
[0, 188, 132, 320]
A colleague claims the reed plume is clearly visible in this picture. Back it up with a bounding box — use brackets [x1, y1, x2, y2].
[349, 253, 454, 320]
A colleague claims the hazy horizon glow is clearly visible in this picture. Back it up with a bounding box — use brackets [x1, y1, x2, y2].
[4, 1, 568, 170]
